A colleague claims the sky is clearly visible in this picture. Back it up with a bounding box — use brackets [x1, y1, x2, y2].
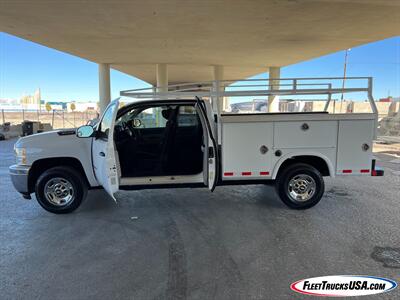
[0, 32, 399, 102]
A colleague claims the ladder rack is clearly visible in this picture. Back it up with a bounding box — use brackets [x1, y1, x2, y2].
[120, 76, 377, 117]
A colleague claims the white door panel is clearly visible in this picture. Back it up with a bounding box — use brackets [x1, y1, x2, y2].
[92, 100, 119, 200]
[196, 100, 218, 191]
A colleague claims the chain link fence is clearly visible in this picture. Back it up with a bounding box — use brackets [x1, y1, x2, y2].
[1, 109, 99, 129]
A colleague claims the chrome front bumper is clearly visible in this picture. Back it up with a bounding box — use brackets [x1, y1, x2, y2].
[9, 164, 31, 198]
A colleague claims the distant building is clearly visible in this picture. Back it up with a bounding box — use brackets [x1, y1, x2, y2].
[34, 88, 41, 103]
[66, 102, 98, 112]
[379, 96, 400, 102]
[45, 101, 68, 110]
[379, 97, 392, 102]
[20, 88, 41, 109]
[0, 98, 19, 106]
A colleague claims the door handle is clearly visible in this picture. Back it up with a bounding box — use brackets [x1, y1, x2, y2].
[99, 151, 105, 157]
[208, 147, 214, 158]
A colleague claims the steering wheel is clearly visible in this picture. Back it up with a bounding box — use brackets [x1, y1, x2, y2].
[125, 120, 140, 140]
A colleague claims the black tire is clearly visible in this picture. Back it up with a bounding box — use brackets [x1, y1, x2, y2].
[276, 163, 324, 209]
[35, 166, 87, 214]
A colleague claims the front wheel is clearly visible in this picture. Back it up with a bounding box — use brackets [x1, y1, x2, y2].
[35, 166, 87, 214]
[276, 163, 324, 209]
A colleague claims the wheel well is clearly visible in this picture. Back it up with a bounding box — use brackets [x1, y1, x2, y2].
[277, 155, 330, 177]
[28, 157, 89, 193]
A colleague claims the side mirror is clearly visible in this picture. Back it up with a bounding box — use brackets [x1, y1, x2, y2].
[76, 125, 94, 138]
[133, 118, 142, 128]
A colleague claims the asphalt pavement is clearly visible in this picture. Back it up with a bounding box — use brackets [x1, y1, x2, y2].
[1, 138, 399, 299]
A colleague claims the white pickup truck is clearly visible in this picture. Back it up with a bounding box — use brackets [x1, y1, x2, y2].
[9, 77, 383, 214]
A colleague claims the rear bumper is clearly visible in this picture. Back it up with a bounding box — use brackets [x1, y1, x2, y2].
[371, 159, 384, 176]
[9, 164, 31, 198]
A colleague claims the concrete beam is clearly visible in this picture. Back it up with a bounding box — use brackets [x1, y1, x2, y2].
[98, 63, 111, 114]
[267, 67, 281, 112]
[2, 1, 399, 84]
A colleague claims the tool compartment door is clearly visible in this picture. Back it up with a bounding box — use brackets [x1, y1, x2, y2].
[273, 121, 337, 149]
[336, 119, 374, 175]
[222, 122, 273, 179]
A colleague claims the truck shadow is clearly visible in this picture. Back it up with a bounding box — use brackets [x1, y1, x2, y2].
[80, 184, 286, 214]
[79, 189, 117, 212]
[254, 185, 286, 209]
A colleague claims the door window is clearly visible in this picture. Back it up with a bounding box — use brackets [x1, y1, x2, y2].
[135, 107, 168, 128]
[177, 106, 200, 127]
[97, 103, 117, 140]
[116, 106, 169, 129]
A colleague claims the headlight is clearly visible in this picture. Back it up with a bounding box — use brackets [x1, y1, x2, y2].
[15, 147, 27, 165]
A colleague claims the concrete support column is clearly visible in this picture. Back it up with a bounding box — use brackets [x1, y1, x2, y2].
[267, 66, 281, 112]
[156, 63, 168, 92]
[213, 65, 227, 111]
[98, 63, 111, 114]
[156, 64, 168, 126]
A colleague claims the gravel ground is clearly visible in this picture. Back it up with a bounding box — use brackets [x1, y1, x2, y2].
[1, 138, 399, 299]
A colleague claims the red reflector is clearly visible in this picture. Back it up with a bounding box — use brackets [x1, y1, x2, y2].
[342, 170, 352, 174]
[372, 170, 377, 176]
[360, 169, 370, 173]
[260, 171, 270, 176]
[242, 172, 252, 176]
[224, 172, 234, 176]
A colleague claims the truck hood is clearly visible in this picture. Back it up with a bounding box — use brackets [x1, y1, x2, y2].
[15, 129, 93, 166]
[15, 129, 77, 148]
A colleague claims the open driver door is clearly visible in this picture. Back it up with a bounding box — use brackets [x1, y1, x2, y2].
[92, 100, 119, 201]
[195, 98, 219, 191]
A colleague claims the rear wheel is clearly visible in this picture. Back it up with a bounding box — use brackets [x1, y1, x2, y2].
[35, 166, 87, 214]
[276, 163, 324, 209]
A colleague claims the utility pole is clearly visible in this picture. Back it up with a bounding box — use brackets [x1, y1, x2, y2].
[339, 49, 350, 113]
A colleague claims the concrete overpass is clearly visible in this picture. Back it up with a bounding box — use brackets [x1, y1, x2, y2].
[1, 0, 399, 112]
